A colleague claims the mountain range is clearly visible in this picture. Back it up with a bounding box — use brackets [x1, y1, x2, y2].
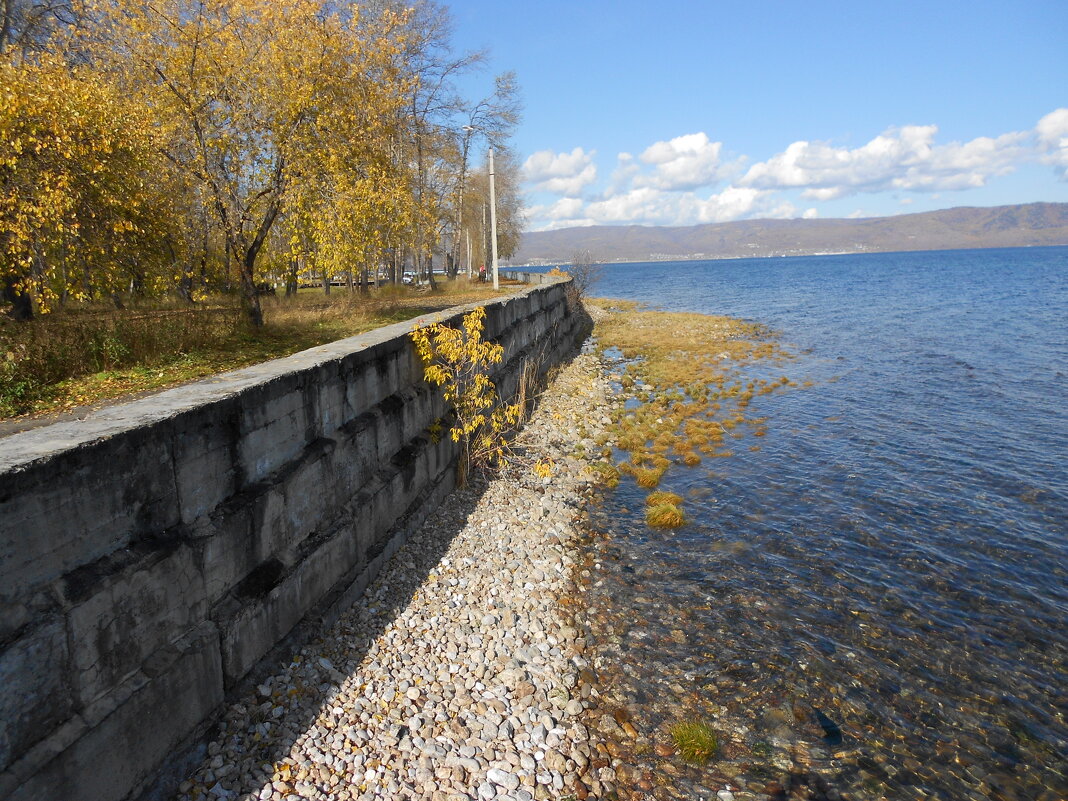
[510, 202, 1068, 265]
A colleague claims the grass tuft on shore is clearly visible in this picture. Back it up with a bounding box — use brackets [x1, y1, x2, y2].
[670, 719, 719, 763]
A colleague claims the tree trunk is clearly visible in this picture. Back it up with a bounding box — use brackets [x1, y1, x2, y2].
[285, 257, 298, 297]
[426, 251, 437, 290]
[2, 277, 33, 321]
[239, 248, 264, 327]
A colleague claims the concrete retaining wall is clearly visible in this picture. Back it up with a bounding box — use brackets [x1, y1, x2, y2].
[0, 278, 581, 801]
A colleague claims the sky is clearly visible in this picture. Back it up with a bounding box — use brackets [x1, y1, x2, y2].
[448, 0, 1068, 231]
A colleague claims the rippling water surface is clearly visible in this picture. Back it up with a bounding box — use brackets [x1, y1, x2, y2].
[575, 247, 1068, 799]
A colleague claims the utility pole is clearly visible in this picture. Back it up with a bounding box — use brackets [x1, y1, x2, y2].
[488, 147, 499, 290]
[457, 125, 478, 277]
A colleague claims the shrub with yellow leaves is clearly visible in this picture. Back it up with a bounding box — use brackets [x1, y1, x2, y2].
[410, 306, 521, 487]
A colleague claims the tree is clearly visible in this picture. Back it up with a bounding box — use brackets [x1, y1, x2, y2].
[450, 71, 521, 276]
[1, 0, 523, 321]
[567, 248, 603, 298]
[81, 0, 410, 325]
[0, 55, 162, 318]
[1, 0, 73, 58]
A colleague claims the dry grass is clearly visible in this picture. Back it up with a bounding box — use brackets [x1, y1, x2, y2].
[587, 461, 621, 488]
[0, 280, 508, 420]
[589, 297, 802, 501]
[646, 503, 687, 528]
[645, 490, 684, 506]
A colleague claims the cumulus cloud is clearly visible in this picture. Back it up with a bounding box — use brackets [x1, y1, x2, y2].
[525, 197, 586, 222]
[607, 152, 641, 193]
[1036, 108, 1068, 180]
[528, 185, 772, 229]
[635, 132, 725, 190]
[523, 108, 1068, 230]
[522, 147, 598, 196]
[740, 125, 1029, 199]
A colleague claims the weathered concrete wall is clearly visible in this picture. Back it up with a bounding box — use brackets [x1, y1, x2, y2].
[0, 278, 581, 801]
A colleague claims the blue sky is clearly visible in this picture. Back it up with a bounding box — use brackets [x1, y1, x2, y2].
[449, 0, 1068, 230]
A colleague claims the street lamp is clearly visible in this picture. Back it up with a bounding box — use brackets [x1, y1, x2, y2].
[488, 146, 499, 290]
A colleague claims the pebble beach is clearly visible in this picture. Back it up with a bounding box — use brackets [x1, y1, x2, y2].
[175, 347, 619, 801]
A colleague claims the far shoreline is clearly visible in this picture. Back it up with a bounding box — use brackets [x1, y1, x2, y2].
[507, 241, 1068, 271]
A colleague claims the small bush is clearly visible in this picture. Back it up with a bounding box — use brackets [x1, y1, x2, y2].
[670, 719, 718, 763]
[646, 503, 686, 528]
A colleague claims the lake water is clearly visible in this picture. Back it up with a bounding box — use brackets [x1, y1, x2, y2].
[571, 247, 1068, 799]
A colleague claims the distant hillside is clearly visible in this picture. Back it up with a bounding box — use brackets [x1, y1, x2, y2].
[511, 202, 1068, 265]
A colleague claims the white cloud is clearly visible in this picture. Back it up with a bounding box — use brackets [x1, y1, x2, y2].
[528, 185, 772, 229]
[741, 125, 1028, 199]
[583, 187, 668, 224]
[803, 187, 845, 201]
[607, 152, 641, 193]
[691, 186, 768, 223]
[526, 197, 585, 222]
[523, 108, 1068, 230]
[1036, 108, 1068, 180]
[522, 147, 598, 196]
[523, 197, 597, 231]
[635, 132, 725, 190]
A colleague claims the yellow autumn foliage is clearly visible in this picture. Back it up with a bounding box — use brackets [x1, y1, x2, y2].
[410, 306, 521, 486]
[1, 0, 522, 323]
[0, 56, 163, 313]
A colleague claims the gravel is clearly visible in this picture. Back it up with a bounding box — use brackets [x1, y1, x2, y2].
[174, 346, 616, 801]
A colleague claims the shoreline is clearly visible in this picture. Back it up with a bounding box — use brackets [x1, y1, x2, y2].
[174, 347, 618, 801]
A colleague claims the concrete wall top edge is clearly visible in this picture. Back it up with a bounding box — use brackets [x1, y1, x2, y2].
[0, 280, 567, 474]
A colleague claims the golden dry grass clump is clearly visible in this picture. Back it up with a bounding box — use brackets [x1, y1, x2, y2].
[587, 461, 621, 488]
[646, 503, 687, 528]
[589, 298, 804, 493]
[645, 490, 684, 506]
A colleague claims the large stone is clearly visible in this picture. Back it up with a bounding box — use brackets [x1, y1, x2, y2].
[0, 277, 573, 801]
[0, 431, 179, 600]
[8, 623, 223, 801]
[0, 616, 72, 772]
[172, 401, 241, 525]
[236, 378, 313, 486]
[218, 516, 362, 685]
[63, 540, 207, 707]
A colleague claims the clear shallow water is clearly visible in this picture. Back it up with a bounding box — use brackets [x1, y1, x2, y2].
[575, 247, 1068, 799]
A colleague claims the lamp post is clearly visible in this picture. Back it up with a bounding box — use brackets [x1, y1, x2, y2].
[488, 147, 499, 290]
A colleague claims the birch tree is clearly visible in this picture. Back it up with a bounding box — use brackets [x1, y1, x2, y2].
[81, 0, 410, 325]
